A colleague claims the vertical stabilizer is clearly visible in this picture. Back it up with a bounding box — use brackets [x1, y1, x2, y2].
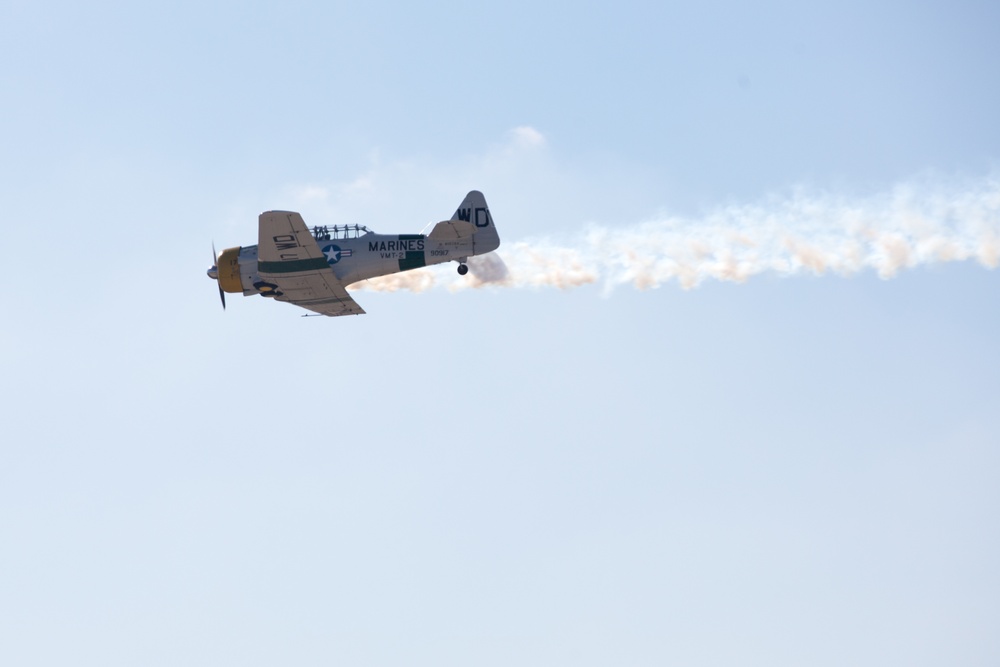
[451, 190, 500, 255]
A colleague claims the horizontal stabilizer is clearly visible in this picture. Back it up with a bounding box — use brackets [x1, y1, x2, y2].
[428, 219, 476, 240]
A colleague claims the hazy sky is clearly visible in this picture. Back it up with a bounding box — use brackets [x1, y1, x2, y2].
[2, 2, 999, 665]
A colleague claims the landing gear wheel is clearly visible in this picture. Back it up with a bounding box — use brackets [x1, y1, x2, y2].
[457, 263, 469, 276]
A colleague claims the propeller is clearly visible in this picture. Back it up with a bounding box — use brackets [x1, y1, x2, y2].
[210, 242, 226, 310]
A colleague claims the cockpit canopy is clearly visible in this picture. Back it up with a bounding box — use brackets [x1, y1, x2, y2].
[312, 224, 371, 241]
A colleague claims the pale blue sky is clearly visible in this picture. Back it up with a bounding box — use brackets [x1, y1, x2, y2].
[2, 1, 999, 665]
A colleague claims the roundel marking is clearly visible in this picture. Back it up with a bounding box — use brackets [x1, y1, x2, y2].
[322, 243, 353, 264]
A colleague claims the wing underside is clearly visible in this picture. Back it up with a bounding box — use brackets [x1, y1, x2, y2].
[257, 211, 365, 317]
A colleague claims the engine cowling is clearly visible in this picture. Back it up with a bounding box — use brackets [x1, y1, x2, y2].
[216, 246, 244, 293]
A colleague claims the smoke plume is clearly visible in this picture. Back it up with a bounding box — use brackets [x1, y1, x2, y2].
[349, 175, 1000, 294]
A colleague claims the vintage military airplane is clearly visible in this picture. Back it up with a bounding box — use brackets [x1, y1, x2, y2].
[207, 190, 500, 317]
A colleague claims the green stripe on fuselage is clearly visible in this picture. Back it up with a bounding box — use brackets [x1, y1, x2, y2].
[399, 251, 426, 271]
[396, 234, 426, 271]
[258, 258, 330, 273]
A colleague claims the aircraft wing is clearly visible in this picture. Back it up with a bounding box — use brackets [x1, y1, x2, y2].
[256, 211, 366, 317]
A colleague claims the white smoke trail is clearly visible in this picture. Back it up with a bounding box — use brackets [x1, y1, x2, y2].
[349, 175, 1000, 294]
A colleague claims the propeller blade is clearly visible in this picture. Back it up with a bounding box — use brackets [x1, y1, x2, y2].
[212, 242, 226, 310]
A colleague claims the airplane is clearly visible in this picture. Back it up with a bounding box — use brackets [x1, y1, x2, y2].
[207, 190, 500, 317]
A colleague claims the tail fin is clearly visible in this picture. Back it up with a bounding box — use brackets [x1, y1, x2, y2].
[451, 190, 500, 255]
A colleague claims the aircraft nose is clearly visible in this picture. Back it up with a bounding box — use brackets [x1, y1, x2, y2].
[207, 265, 219, 280]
